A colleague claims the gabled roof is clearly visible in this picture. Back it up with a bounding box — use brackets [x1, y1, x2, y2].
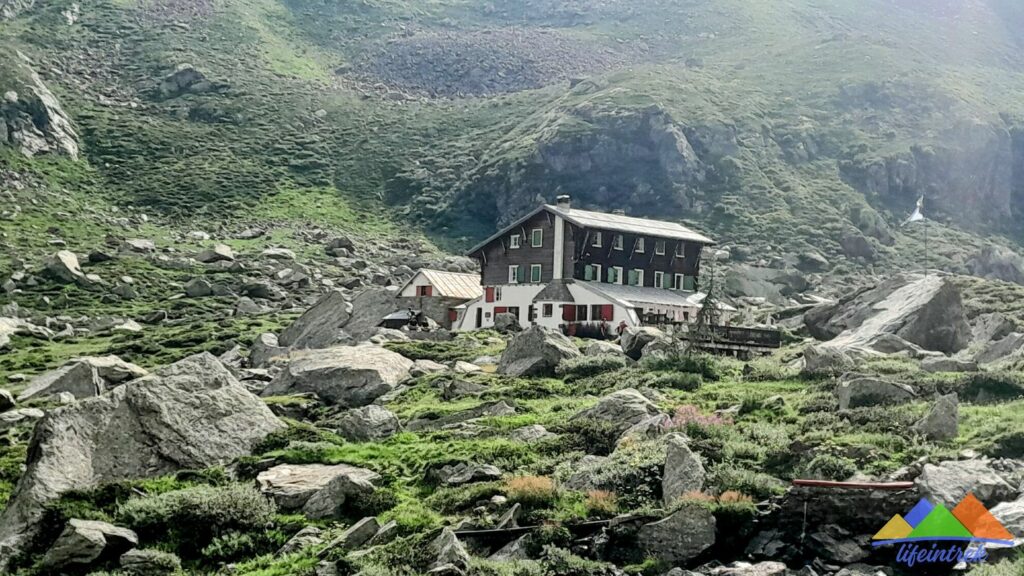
[533, 279, 575, 303]
[466, 204, 715, 256]
[399, 269, 483, 300]
[578, 281, 736, 312]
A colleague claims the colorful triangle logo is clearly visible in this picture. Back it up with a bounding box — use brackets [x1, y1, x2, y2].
[952, 493, 1015, 541]
[873, 515, 913, 540]
[907, 504, 974, 539]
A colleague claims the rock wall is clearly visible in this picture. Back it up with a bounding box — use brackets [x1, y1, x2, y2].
[0, 0, 33, 20]
[839, 120, 1024, 234]
[1, 52, 79, 160]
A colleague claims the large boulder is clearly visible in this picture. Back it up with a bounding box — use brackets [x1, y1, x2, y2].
[0, 317, 53, 351]
[342, 287, 403, 343]
[493, 312, 522, 334]
[0, 353, 283, 566]
[621, 326, 668, 360]
[836, 377, 916, 410]
[249, 332, 287, 368]
[261, 345, 413, 407]
[990, 497, 1024, 541]
[921, 357, 978, 373]
[19, 356, 147, 402]
[195, 243, 235, 263]
[40, 519, 138, 572]
[662, 433, 706, 507]
[911, 393, 958, 441]
[428, 528, 471, 574]
[974, 332, 1024, 366]
[498, 325, 582, 377]
[572, 388, 662, 431]
[637, 504, 716, 565]
[257, 463, 380, 514]
[802, 344, 858, 376]
[334, 405, 401, 442]
[278, 290, 353, 349]
[43, 250, 89, 285]
[916, 459, 1020, 508]
[804, 274, 970, 355]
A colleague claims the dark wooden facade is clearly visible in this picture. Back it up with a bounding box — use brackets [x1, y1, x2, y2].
[478, 211, 559, 286]
[475, 210, 705, 290]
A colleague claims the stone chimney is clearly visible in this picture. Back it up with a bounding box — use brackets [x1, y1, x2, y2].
[555, 195, 571, 211]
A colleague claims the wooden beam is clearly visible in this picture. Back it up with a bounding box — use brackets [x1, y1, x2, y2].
[791, 479, 915, 491]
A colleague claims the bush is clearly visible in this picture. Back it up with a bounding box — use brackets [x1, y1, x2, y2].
[665, 405, 733, 430]
[524, 525, 573, 557]
[640, 352, 721, 381]
[646, 372, 702, 391]
[120, 549, 182, 575]
[957, 372, 1024, 403]
[584, 490, 619, 518]
[708, 464, 787, 501]
[117, 484, 276, 557]
[505, 476, 559, 510]
[555, 418, 623, 456]
[556, 355, 628, 382]
[539, 545, 622, 575]
[800, 453, 858, 481]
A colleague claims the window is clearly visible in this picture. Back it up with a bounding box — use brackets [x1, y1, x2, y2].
[675, 242, 685, 257]
[591, 304, 603, 320]
[417, 285, 432, 297]
[509, 265, 520, 284]
[543, 304, 553, 317]
[592, 231, 602, 247]
[629, 269, 644, 286]
[613, 235, 624, 250]
[530, 264, 542, 283]
[654, 271, 665, 289]
[636, 238, 645, 253]
[495, 287, 502, 301]
[674, 273, 684, 290]
[655, 240, 666, 255]
[610, 266, 623, 285]
[576, 305, 589, 321]
[510, 234, 521, 249]
[508, 307, 521, 320]
[531, 228, 543, 247]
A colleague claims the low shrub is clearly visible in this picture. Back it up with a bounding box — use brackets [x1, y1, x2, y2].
[425, 482, 504, 514]
[665, 405, 733, 430]
[707, 464, 787, 501]
[584, 490, 619, 518]
[539, 546, 618, 576]
[640, 352, 722, 381]
[505, 476, 559, 510]
[555, 418, 623, 456]
[556, 355, 628, 382]
[523, 525, 573, 558]
[646, 372, 702, 391]
[957, 372, 1024, 403]
[117, 484, 276, 557]
[799, 453, 858, 481]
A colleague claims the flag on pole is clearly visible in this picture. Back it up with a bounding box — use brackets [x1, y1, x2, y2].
[903, 196, 925, 226]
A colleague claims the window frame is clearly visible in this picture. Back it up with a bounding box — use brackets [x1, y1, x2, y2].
[531, 228, 543, 248]
[509, 265, 520, 284]
[612, 266, 624, 285]
[673, 273, 685, 291]
[510, 234, 521, 249]
[530, 264, 542, 283]
[631, 269, 644, 287]
[675, 242, 685, 258]
[654, 271, 664, 288]
[655, 240, 666, 256]
[592, 231, 602, 248]
[613, 234, 624, 251]
[542, 303, 553, 317]
[592, 264, 602, 283]
[636, 238, 645, 253]
[495, 286, 502, 301]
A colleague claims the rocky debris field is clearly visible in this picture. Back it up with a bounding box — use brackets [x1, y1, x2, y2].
[4, 259, 1024, 575]
[347, 28, 650, 98]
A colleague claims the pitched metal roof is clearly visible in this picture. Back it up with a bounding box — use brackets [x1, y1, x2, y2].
[578, 282, 735, 311]
[467, 204, 715, 256]
[400, 269, 483, 300]
[546, 205, 716, 245]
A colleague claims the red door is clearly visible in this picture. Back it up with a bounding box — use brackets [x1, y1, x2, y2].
[485, 287, 495, 303]
[494, 306, 508, 314]
[600, 305, 614, 321]
[561, 305, 576, 322]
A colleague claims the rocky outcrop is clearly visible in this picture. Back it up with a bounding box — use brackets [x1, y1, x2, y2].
[43, 250, 90, 285]
[0, 353, 283, 566]
[916, 459, 1020, 508]
[662, 433, 705, 507]
[805, 274, 970, 355]
[911, 393, 958, 441]
[261, 345, 413, 407]
[498, 325, 582, 377]
[156, 64, 212, 99]
[40, 519, 137, 573]
[572, 388, 662, 432]
[250, 332, 287, 368]
[278, 290, 352, 349]
[967, 245, 1024, 285]
[1, 0, 34, 20]
[0, 316, 53, 350]
[19, 355, 147, 402]
[836, 377, 916, 410]
[257, 463, 380, 516]
[637, 504, 716, 565]
[334, 405, 401, 442]
[620, 326, 669, 360]
[1, 52, 78, 159]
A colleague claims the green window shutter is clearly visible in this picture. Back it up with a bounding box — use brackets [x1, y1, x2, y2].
[517, 266, 525, 283]
[684, 276, 696, 291]
[531, 265, 541, 283]
[628, 270, 637, 286]
[663, 274, 671, 289]
[584, 265, 594, 281]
